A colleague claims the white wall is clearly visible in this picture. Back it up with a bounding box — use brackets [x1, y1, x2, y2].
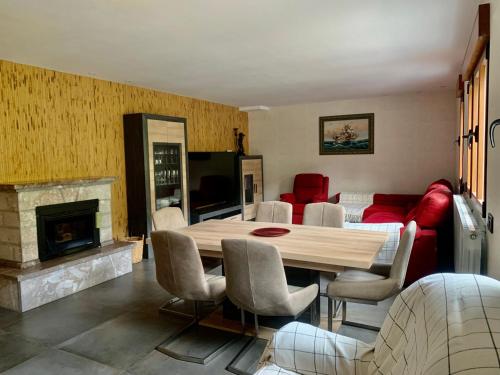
[249, 91, 457, 200]
[486, 0, 500, 279]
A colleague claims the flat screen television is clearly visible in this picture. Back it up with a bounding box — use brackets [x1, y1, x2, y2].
[188, 152, 241, 214]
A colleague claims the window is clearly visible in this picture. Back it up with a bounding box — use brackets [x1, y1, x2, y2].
[458, 52, 488, 212]
[457, 3, 490, 216]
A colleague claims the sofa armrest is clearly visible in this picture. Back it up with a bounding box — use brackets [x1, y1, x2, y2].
[268, 322, 374, 375]
[404, 227, 438, 286]
[280, 193, 296, 204]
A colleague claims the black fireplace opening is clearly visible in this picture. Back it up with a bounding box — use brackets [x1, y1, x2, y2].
[36, 199, 100, 262]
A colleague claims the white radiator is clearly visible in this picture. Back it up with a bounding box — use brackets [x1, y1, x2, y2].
[453, 195, 483, 273]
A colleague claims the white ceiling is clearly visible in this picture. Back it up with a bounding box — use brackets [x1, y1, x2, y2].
[0, 0, 480, 107]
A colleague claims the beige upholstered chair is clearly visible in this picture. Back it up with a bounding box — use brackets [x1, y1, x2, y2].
[152, 207, 187, 231]
[326, 221, 417, 331]
[303, 202, 345, 302]
[221, 238, 318, 333]
[302, 202, 345, 228]
[151, 230, 225, 305]
[151, 230, 234, 363]
[255, 201, 292, 224]
[152, 207, 221, 273]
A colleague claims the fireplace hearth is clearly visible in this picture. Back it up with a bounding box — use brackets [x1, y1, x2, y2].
[36, 199, 100, 261]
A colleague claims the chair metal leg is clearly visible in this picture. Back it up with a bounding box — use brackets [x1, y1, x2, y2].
[327, 298, 333, 331]
[311, 294, 318, 325]
[340, 299, 381, 331]
[240, 308, 246, 332]
[254, 314, 259, 336]
[194, 300, 200, 322]
[328, 298, 344, 332]
[156, 299, 239, 364]
[226, 313, 266, 375]
[334, 299, 341, 317]
[229, 295, 319, 375]
[226, 336, 266, 375]
[159, 297, 195, 319]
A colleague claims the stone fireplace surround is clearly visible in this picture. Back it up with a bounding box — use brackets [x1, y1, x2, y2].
[0, 177, 115, 268]
[0, 177, 133, 312]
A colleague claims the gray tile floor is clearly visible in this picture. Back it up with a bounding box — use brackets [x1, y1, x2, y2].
[0, 261, 391, 374]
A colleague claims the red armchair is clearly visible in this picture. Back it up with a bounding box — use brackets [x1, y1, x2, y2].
[280, 173, 329, 224]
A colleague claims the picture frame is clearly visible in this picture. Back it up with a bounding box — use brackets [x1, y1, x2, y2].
[319, 113, 374, 155]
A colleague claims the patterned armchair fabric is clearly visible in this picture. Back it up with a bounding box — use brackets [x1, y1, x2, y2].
[338, 192, 374, 223]
[258, 322, 373, 375]
[344, 222, 403, 264]
[256, 273, 500, 375]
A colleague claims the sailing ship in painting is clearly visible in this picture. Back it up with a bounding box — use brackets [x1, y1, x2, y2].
[329, 123, 358, 143]
[323, 122, 369, 151]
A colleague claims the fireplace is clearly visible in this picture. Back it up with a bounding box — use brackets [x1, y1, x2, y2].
[0, 178, 135, 313]
[36, 199, 100, 262]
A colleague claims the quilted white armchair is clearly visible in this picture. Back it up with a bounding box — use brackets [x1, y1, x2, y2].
[256, 273, 500, 375]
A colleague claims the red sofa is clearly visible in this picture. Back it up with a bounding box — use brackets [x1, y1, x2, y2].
[280, 174, 329, 224]
[338, 179, 453, 285]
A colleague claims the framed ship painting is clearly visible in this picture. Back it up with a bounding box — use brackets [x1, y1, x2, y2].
[319, 113, 374, 155]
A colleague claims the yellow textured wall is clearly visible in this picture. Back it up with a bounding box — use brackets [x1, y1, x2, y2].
[0, 60, 248, 237]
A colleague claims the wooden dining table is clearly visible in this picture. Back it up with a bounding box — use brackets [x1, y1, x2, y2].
[176, 219, 389, 273]
[171, 219, 390, 328]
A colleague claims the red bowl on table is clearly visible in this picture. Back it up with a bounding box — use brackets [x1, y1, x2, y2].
[250, 227, 291, 237]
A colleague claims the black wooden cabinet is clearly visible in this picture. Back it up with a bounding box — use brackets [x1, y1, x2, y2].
[123, 113, 188, 258]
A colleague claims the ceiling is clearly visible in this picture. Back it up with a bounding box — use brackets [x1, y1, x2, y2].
[0, 0, 480, 107]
